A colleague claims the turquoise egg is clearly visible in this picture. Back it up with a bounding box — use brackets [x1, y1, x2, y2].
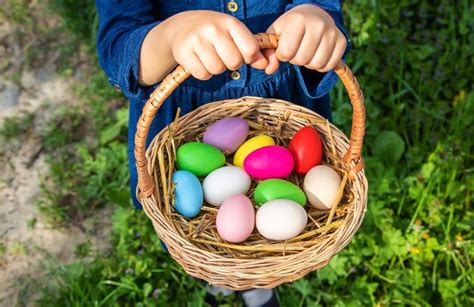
[172, 170, 203, 218]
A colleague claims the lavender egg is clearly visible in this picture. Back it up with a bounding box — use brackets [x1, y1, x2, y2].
[203, 117, 249, 154]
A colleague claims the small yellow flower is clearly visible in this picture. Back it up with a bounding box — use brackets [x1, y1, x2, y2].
[422, 232, 429, 240]
[453, 90, 466, 107]
[410, 246, 421, 254]
[415, 219, 422, 226]
[455, 233, 463, 242]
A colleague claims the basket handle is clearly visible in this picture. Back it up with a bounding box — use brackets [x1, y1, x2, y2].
[135, 33, 365, 198]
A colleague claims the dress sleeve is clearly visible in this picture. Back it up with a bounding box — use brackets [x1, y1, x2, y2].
[96, 0, 161, 100]
[285, 0, 351, 99]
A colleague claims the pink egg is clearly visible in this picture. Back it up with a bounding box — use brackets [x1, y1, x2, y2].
[216, 194, 255, 243]
[243, 146, 294, 180]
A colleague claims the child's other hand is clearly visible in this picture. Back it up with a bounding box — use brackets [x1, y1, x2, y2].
[264, 4, 347, 74]
[163, 11, 268, 80]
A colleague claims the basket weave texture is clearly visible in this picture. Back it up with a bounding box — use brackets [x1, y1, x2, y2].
[134, 33, 368, 290]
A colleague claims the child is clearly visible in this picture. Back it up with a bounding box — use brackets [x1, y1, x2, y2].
[96, 1, 349, 305]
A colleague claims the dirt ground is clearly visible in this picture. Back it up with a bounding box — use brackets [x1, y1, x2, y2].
[0, 4, 111, 306]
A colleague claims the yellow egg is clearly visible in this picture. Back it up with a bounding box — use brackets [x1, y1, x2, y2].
[233, 135, 275, 167]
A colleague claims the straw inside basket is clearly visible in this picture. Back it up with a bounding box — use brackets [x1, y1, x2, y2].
[145, 97, 358, 259]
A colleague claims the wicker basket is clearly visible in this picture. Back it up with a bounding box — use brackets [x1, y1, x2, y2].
[134, 33, 367, 290]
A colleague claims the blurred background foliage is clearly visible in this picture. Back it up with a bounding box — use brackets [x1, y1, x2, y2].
[1, 0, 472, 306]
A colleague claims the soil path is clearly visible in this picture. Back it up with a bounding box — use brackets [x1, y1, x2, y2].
[0, 7, 111, 306]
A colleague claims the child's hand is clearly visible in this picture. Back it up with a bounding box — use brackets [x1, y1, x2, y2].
[264, 4, 347, 74]
[163, 11, 267, 81]
[141, 11, 268, 84]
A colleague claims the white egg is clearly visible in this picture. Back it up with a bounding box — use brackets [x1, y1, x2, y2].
[256, 199, 307, 240]
[303, 165, 341, 210]
[203, 166, 251, 206]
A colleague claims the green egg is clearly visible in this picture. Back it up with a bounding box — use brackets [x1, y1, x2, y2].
[254, 179, 307, 206]
[176, 142, 225, 177]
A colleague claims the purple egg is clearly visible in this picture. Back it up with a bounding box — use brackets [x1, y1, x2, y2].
[203, 117, 249, 154]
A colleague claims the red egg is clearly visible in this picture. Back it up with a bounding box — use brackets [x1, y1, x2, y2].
[288, 126, 323, 175]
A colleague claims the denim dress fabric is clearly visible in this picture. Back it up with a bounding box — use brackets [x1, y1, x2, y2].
[95, 0, 350, 208]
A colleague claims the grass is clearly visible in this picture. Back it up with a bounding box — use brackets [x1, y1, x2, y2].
[2, 0, 472, 305]
[36, 72, 130, 226]
[0, 113, 35, 140]
[48, 0, 97, 48]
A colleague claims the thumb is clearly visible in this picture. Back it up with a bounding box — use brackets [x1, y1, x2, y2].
[266, 17, 284, 36]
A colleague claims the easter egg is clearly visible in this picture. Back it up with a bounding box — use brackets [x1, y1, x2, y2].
[203, 117, 249, 154]
[303, 165, 341, 210]
[172, 170, 203, 218]
[256, 199, 307, 240]
[176, 142, 225, 176]
[202, 166, 251, 206]
[216, 194, 255, 243]
[233, 135, 275, 167]
[288, 126, 323, 175]
[254, 179, 307, 206]
[243, 146, 294, 180]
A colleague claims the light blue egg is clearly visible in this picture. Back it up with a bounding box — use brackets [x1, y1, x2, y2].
[172, 170, 203, 218]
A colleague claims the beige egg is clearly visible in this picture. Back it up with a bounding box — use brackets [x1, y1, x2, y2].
[303, 165, 341, 210]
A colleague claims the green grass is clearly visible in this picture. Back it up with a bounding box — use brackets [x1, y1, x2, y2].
[0, 113, 35, 140]
[0, 0, 31, 25]
[7, 0, 471, 305]
[48, 0, 97, 48]
[36, 71, 130, 226]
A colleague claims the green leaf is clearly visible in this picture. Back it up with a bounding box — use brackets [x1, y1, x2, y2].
[143, 283, 153, 297]
[420, 161, 436, 179]
[319, 255, 348, 285]
[438, 279, 460, 300]
[410, 263, 425, 290]
[381, 227, 408, 259]
[372, 130, 406, 164]
[99, 123, 123, 145]
[292, 279, 311, 297]
[333, 103, 353, 126]
[99, 108, 128, 145]
[106, 189, 131, 208]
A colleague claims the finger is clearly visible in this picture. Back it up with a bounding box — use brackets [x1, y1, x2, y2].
[264, 23, 281, 74]
[212, 34, 244, 71]
[263, 49, 280, 74]
[305, 32, 337, 71]
[290, 30, 322, 66]
[250, 52, 269, 70]
[275, 23, 304, 62]
[194, 41, 227, 75]
[228, 19, 265, 65]
[179, 51, 212, 80]
[320, 36, 347, 72]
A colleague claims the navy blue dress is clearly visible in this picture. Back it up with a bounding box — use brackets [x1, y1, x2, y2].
[95, 0, 350, 208]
